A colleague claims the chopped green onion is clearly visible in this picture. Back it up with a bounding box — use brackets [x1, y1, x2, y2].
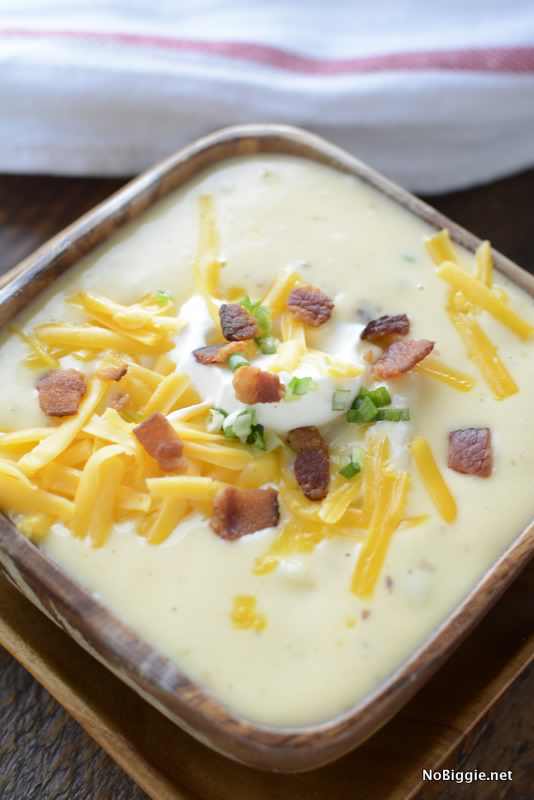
[375, 407, 410, 422]
[368, 386, 391, 407]
[254, 306, 272, 338]
[228, 353, 250, 372]
[223, 407, 256, 443]
[256, 336, 278, 355]
[285, 376, 317, 399]
[207, 408, 227, 433]
[358, 386, 391, 407]
[332, 388, 352, 412]
[402, 254, 416, 263]
[154, 289, 173, 306]
[339, 461, 361, 479]
[240, 296, 272, 337]
[339, 447, 364, 479]
[247, 423, 266, 450]
[347, 394, 377, 423]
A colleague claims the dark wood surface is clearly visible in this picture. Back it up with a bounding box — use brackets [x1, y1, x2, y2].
[0, 164, 533, 798]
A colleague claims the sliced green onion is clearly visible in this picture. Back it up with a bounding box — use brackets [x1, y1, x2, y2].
[285, 376, 316, 399]
[347, 394, 377, 423]
[256, 336, 278, 355]
[228, 353, 250, 372]
[339, 447, 364, 479]
[154, 289, 173, 306]
[207, 407, 227, 433]
[254, 306, 272, 338]
[339, 461, 361, 479]
[247, 424, 266, 450]
[358, 385, 391, 408]
[375, 407, 410, 422]
[223, 407, 256, 443]
[332, 388, 352, 412]
[368, 386, 391, 407]
[240, 296, 272, 337]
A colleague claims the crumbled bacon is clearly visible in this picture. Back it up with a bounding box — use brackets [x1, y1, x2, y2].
[288, 426, 330, 501]
[133, 412, 184, 471]
[287, 426, 325, 453]
[361, 313, 410, 342]
[97, 362, 128, 381]
[193, 341, 245, 365]
[287, 284, 334, 327]
[219, 303, 258, 341]
[294, 448, 330, 501]
[211, 486, 280, 540]
[372, 339, 434, 379]
[448, 428, 493, 478]
[37, 369, 87, 417]
[233, 366, 283, 404]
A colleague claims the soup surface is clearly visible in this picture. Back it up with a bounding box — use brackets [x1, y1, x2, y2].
[0, 155, 533, 727]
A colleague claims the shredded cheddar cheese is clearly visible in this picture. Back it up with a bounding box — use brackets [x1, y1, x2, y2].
[262, 267, 302, 313]
[475, 241, 493, 287]
[193, 194, 223, 325]
[425, 228, 458, 267]
[410, 436, 457, 524]
[414, 356, 475, 392]
[18, 380, 107, 476]
[71, 444, 128, 544]
[144, 497, 190, 545]
[141, 370, 191, 416]
[230, 595, 267, 632]
[437, 261, 533, 340]
[427, 229, 522, 398]
[352, 471, 409, 598]
[448, 311, 518, 400]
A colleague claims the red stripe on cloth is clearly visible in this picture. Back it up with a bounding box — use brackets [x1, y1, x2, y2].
[2, 28, 534, 75]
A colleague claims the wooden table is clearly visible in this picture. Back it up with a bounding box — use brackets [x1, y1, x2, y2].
[0, 170, 533, 799]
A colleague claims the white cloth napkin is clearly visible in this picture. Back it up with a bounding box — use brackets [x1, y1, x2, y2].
[1, 0, 534, 192]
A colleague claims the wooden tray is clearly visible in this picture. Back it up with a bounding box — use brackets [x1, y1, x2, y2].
[1, 562, 532, 800]
[1, 125, 534, 775]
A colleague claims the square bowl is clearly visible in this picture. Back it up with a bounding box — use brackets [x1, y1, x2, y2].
[1, 125, 533, 773]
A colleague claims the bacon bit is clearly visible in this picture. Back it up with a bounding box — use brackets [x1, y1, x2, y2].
[233, 365, 284, 404]
[211, 486, 280, 540]
[193, 341, 245, 365]
[287, 284, 334, 327]
[109, 391, 130, 411]
[372, 339, 434, 379]
[361, 609, 371, 620]
[448, 428, 493, 478]
[219, 303, 258, 341]
[294, 449, 330, 501]
[385, 575, 394, 592]
[37, 369, 87, 417]
[97, 362, 128, 381]
[133, 412, 185, 471]
[287, 425, 325, 453]
[288, 425, 330, 501]
[361, 313, 410, 342]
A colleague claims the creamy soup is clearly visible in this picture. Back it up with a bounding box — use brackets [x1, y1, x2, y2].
[0, 156, 533, 727]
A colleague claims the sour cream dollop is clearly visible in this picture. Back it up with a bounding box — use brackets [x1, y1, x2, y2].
[171, 295, 364, 434]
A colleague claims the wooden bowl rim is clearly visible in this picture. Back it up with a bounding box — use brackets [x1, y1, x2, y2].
[1, 124, 533, 773]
